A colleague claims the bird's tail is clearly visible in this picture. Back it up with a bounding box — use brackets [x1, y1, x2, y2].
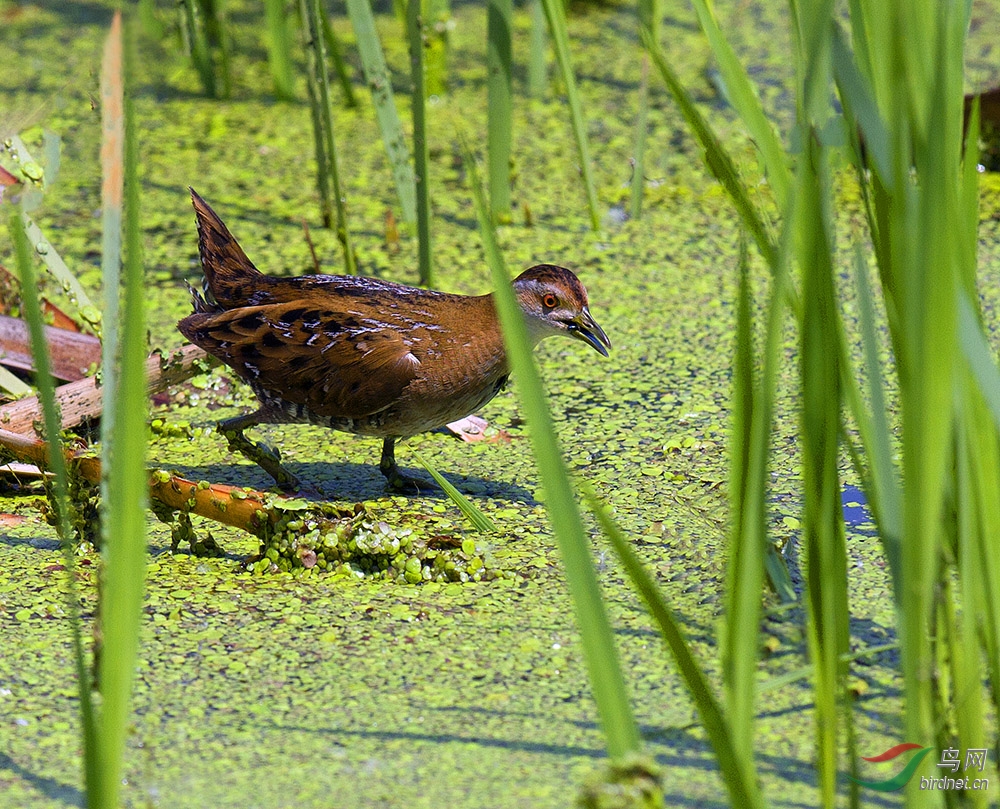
[189, 188, 262, 310]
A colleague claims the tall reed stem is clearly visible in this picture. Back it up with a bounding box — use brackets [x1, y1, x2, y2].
[301, 0, 356, 271]
[408, 0, 433, 285]
[486, 0, 512, 223]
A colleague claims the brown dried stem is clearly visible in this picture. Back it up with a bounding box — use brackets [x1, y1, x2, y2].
[0, 343, 279, 535]
[0, 343, 216, 435]
[0, 425, 274, 533]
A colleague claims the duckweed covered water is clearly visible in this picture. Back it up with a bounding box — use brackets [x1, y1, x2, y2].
[3, 0, 1000, 806]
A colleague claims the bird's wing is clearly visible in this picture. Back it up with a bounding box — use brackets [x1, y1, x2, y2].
[178, 300, 419, 419]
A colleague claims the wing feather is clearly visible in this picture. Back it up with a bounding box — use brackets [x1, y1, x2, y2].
[178, 301, 418, 419]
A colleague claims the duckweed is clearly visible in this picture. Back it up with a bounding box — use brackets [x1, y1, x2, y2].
[251, 503, 503, 583]
[2, 0, 987, 805]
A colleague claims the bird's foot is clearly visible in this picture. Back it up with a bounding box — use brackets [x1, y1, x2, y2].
[384, 469, 427, 494]
[379, 437, 426, 494]
[217, 423, 300, 492]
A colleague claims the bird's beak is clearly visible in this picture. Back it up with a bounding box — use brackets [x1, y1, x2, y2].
[567, 307, 611, 357]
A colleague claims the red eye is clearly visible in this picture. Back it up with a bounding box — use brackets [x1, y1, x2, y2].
[542, 293, 558, 309]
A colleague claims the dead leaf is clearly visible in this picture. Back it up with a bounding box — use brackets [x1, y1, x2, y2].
[0, 165, 19, 186]
[445, 415, 513, 444]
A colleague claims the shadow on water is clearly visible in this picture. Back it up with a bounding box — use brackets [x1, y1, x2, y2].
[0, 751, 82, 808]
[256, 708, 899, 808]
[171, 462, 537, 506]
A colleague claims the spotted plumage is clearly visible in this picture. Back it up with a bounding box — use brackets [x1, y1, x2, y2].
[178, 189, 610, 490]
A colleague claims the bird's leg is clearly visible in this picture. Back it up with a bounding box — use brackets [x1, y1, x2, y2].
[379, 437, 423, 493]
[217, 412, 300, 491]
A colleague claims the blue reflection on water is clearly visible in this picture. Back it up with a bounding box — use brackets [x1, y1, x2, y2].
[842, 483, 876, 534]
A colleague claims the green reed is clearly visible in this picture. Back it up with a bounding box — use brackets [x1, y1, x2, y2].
[539, 0, 600, 231]
[407, 0, 433, 284]
[12, 14, 151, 807]
[95, 17, 150, 805]
[486, 0, 513, 223]
[320, 7, 358, 107]
[527, 0, 547, 99]
[629, 0, 658, 219]
[263, 0, 295, 101]
[463, 139, 641, 760]
[641, 1, 998, 805]
[178, 0, 217, 98]
[167, 1, 606, 252]
[301, 0, 356, 271]
[10, 208, 103, 802]
[345, 0, 417, 226]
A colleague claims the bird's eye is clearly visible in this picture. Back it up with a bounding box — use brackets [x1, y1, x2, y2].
[542, 293, 558, 309]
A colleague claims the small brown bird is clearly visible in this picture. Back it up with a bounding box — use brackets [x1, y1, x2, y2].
[178, 189, 611, 491]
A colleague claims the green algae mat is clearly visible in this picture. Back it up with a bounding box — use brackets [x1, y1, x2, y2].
[3, 0, 1000, 806]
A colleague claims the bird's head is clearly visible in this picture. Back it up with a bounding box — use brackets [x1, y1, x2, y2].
[512, 265, 611, 357]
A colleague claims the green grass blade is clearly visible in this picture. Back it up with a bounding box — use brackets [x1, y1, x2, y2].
[956, 386, 1000, 780]
[422, 0, 450, 97]
[583, 488, 765, 809]
[849, 247, 901, 587]
[958, 291, 1000, 428]
[795, 131, 850, 809]
[320, 5, 359, 107]
[10, 207, 100, 804]
[686, 0, 789, 209]
[0, 364, 31, 396]
[411, 449, 495, 533]
[19, 211, 99, 323]
[900, 24, 963, 780]
[959, 95, 981, 297]
[42, 130, 60, 188]
[790, 8, 854, 801]
[462, 138, 640, 759]
[407, 0, 433, 285]
[725, 222, 792, 771]
[831, 26, 890, 181]
[539, 0, 600, 231]
[723, 239, 761, 765]
[345, 0, 417, 225]
[95, 16, 149, 805]
[301, 0, 357, 272]
[953, 420, 990, 809]
[637, 0, 659, 38]
[486, 0, 512, 223]
[178, 0, 217, 97]
[8, 134, 49, 193]
[264, 0, 296, 101]
[197, 0, 231, 98]
[730, 241, 753, 542]
[527, 0, 547, 98]
[642, 27, 777, 270]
